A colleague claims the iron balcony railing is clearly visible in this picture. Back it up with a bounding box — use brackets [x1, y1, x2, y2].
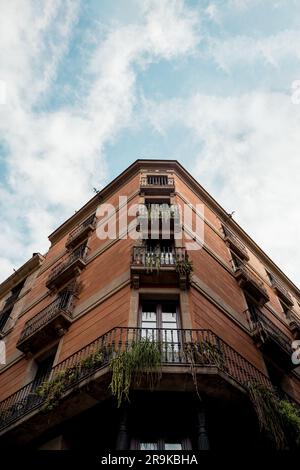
[47, 245, 87, 286]
[232, 258, 269, 302]
[17, 291, 73, 345]
[139, 203, 180, 220]
[269, 275, 293, 306]
[66, 214, 96, 248]
[140, 176, 175, 187]
[223, 226, 249, 260]
[132, 246, 186, 267]
[0, 327, 275, 431]
[245, 308, 293, 355]
[286, 309, 300, 337]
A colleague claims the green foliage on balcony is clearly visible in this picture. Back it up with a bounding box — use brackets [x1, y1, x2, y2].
[248, 382, 300, 449]
[109, 338, 162, 407]
[35, 348, 105, 411]
[175, 258, 193, 278]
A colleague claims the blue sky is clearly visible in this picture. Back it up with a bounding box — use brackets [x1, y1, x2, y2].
[1, 0, 300, 285]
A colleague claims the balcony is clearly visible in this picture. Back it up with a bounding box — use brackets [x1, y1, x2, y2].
[245, 308, 295, 370]
[286, 310, 300, 339]
[140, 175, 175, 195]
[233, 261, 269, 306]
[131, 246, 190, 289]
[269, 275, 293, 307]
[0, 327, 274, 435]
[16, 291, 74, 354]
[46, 245, 87, 290]
[223, 226, 249, 261]
[138, 204, 180, 236]
[65, 214, 96, 250]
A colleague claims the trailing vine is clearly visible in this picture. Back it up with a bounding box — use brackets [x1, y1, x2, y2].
[35, 347, 105, 411]
[247, 382, 300, 449]
[109, 339, 162, 407]
[175, 258, 193, 278]
[184, 341, 226, 400]
[145, 253, 160, 274]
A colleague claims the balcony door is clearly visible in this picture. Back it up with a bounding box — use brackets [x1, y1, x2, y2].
[139, 301, 180, 361]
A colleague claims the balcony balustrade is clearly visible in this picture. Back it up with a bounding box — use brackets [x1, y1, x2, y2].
[269, 275, 293, 307]
[245, 307, 295, 370]
[46, 245, 87, 290]
[223, 226, 249, 261]
[140, 175, 175, 195]
[0, 327, 274, 432]
[16, 291, 74, 354]
[233, 260, 269, 305]
[131, 246, 189, 289]
[286, 309, 300, 339]
[65, 214, 96, 250]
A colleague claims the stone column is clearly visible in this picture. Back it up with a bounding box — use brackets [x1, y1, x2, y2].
[196, 405, 210, 450]
[115, 406, 130, 450]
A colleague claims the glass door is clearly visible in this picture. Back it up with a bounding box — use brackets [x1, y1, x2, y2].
[140, 301, 180, 362]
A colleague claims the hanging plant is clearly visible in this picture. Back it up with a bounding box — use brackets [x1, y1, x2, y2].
[184, 340, 226, 400]
[145, 253, 160, 274]
[35, 347, 106, 412]
[35, 370, 70, 412]
[175, 258, 193, 278]
[109, 338, 162, 407]
[247, 382, 300, 449]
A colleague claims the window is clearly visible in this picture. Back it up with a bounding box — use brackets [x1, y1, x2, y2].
[230, 251, 243, 270]
[132, 437, 191, 450]
[140, 300, 180, 360]
[279, 299, 289, 317]
[11, 278, 26, 298]
[0, 307, 12, 333]
[140, 300, 179, 333]
[245, 296, 259, 325]
[31, 347, 57, 391]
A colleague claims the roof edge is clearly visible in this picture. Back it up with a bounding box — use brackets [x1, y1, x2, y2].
[47, 158, 300, 298]
[0, 253, 45, 298]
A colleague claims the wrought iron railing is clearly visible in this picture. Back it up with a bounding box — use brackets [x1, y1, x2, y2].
[245, 308, 292, 354]
[0, 327, 276, 430]
[140, 176, 174, 187]
[47, 245, 87, 285]
[223, 226, 248, 259]
[17, 291, 74, 344]
[286, 309, 300, 335]
[269, 275, 293, 305]
[67, 214, 96, 246]
[232, 259, 269, 298]
[132, 247, 186, 267]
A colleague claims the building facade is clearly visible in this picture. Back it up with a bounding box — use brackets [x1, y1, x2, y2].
[0, 159, 299, 450]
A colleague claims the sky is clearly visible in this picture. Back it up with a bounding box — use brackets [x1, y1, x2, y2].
[0, 0, 300, 286]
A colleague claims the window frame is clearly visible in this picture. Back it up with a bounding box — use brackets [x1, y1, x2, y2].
[138, 300, 181, 330]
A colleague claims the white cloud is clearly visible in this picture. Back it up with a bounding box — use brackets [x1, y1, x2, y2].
[0, 0, 200, 281]
[205, 4, 221, 23]
[143, 91, 300, 285]
[209, 29, 300, 70]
